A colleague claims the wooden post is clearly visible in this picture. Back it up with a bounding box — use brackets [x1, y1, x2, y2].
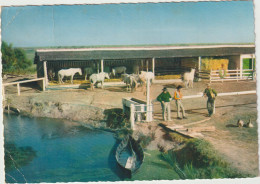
[97, 63, 99, 74]
[198, 56, 201, 71]
[146, 60, 149, 72]
[236, 68, 239, 82]
[240, 55, 243, 79]
[152, 58, 155, 75]
[146, 78, 152, 122]
[130, 104, 135, 130]
[17, 83, 20, 96]
[42, 78, 46, 91]
[101, 59, 104, 73]
[43, 61, 48, 87]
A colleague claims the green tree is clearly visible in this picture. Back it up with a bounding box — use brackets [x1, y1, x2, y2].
[1, 41, 32, 73]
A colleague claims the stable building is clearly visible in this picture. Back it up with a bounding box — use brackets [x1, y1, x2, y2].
[34, 44, 256, 82]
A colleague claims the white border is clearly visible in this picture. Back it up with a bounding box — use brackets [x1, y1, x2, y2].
[0, 0, 259, 184]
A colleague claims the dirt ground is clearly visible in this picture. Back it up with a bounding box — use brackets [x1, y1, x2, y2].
[2, 75, 259, 176]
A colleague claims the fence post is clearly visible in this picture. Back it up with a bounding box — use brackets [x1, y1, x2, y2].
[42, 78, 46, 91]
[17, 83, 20, 96]
[236, 68, 239, 82]
[130, 104, 136, 130]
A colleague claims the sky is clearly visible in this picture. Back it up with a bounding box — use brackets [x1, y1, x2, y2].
[1, 0, 255, 47]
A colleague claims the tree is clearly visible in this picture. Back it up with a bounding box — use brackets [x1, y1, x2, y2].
[1, 41, 32, 73]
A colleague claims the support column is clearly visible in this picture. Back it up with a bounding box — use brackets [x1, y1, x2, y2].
[146, 78, 153, 122]
[43, 61, 48, 86]
[198, 56, 201, 71]
[152, 57, 155, 74]
[240, 55, 243, 79]
[146, 60, 149, 72]
[101, 59, 104, 73]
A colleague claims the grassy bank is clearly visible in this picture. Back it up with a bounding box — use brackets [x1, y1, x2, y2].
[162, 139, 253, 179]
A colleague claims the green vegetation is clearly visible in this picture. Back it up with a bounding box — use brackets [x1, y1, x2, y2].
[161, 139, 252, 179]
[129, 150, 180, 181]
[4, 143, 37, 172]
[2, 41, 36, 75]
[105, 108, 130, 129]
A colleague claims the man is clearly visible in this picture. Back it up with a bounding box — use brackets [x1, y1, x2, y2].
[157, 87, 172, 121]
[203, 84, 217, 117]
[174, 85, 187, 119]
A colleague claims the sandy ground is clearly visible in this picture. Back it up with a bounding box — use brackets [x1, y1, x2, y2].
[2, 75, 259, 176]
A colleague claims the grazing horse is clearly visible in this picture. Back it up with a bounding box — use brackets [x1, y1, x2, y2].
[58, 68, 82, 84]
[89, 72, 110, 90]
[112, 66, 126, 78]
[183, 68, 195, 88]
[122, 74, 138, 92]
[84, 67, 94, 80]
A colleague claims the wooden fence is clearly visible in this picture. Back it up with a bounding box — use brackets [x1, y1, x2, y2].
[209, 69, 255, 83]
[2, 77, 46, 100]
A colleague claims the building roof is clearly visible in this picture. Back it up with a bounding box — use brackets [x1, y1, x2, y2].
[34, 45, 255, 63]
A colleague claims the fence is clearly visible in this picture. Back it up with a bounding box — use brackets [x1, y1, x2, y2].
[197, 69, 255, 83]
[210, 69, 255, 83]
[2, 77, 46, 100]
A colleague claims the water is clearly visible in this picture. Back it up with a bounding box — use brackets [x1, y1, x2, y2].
[3, 114, 127, 183]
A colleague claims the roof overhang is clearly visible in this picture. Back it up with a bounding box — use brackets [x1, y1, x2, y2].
[34, 45, 255, 63]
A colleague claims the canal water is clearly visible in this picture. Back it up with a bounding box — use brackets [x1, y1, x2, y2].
[4, 114, 180, 183]
[3, 114, 128, 183]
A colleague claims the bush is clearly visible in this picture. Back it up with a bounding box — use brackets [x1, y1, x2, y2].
[105, 108, 130, 129]
[2, 41, 34, 74]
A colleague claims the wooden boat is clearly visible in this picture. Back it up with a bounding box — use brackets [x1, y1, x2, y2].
[115, 135, 144, 175]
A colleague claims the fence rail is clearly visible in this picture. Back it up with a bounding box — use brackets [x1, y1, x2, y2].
[2, 77, 46, 100]
[197, 69, 255, 83]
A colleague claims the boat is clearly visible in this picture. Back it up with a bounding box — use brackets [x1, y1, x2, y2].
[115, 135, 144, 175]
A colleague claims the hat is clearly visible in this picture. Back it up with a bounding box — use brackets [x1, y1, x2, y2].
[177, 85, 183, 90]
[207, 83, 211, 87]
[162, 87, 167, 91]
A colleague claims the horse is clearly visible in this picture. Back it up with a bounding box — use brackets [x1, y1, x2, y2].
[183, 68, 195, 88]
[111, 66, 126, 78]
[89, 72, 110, 90]
[122, 74, 138, 92]
[48, 68, 55, 81]
[83, 67, 94, 80]
[133, 64, 139, 75]
[58, 68, 82, 84]
[138, 71, 155, 95]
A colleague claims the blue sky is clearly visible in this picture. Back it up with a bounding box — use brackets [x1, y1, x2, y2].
[1, 1, 255, 47]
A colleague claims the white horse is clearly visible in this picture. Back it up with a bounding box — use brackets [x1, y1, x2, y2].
[89, 72, 110, 90]
[183, 68, 196, 88]
[122, 74, 138, 92]
[84, 67, 94, 80]
[139, 71, 155, 83]
[138, 71, 155, 95]
[112, 66, 126, 78]
[58, 68, 82, 84]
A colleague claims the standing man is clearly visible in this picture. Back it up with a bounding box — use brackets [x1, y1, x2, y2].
[203, 84, 217, 117]
[157, 87, 172, 121]
[174, 85, 187, 120]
